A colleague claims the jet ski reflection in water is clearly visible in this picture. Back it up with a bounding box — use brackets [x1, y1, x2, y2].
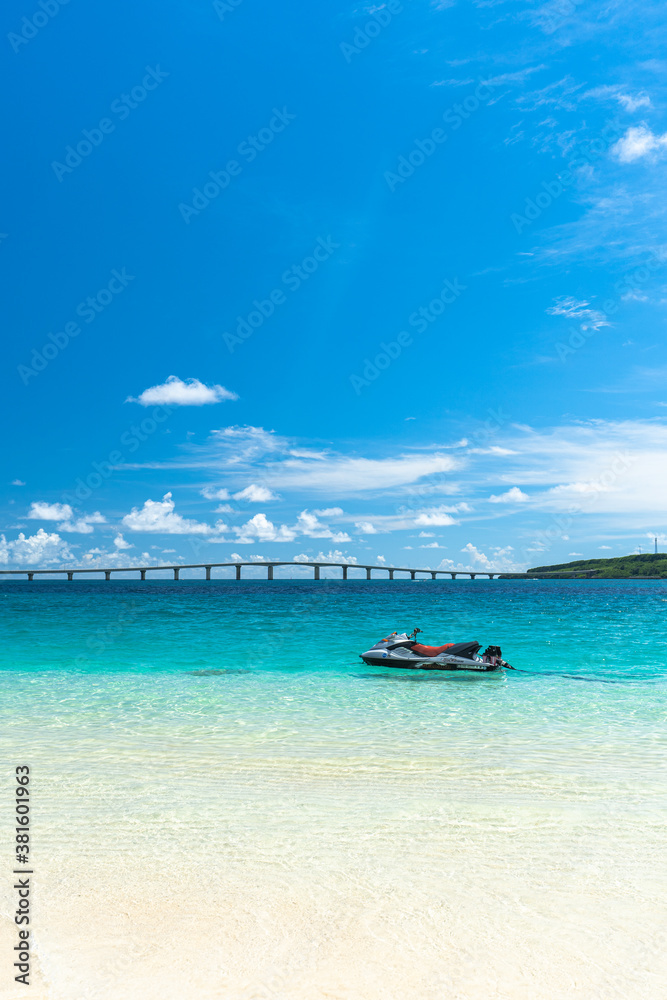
[360, 628, 513, 672]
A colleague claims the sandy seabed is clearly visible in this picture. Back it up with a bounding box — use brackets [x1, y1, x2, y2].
[2, 758, 665, 1000]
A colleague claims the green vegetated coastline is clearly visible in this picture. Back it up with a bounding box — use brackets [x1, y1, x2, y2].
[524, 553, 667, 578]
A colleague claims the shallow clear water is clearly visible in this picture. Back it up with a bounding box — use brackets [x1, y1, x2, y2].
[1, 580, 666, 999]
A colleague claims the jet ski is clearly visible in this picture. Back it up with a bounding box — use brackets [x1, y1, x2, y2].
[360, 629, 513, 672]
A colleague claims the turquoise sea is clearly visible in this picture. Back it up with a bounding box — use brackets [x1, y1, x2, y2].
[1, 579, 666, 1000]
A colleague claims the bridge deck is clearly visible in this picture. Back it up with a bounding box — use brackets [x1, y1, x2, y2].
[0, 560, 500, 581]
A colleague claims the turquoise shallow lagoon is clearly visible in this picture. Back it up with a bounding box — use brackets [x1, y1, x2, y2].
[1, 580, 666, 999]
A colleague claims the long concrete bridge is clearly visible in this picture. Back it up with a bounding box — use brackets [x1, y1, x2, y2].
[0, 560, 503, 582]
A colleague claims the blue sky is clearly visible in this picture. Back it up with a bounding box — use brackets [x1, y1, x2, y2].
[3, 0, 667, 574]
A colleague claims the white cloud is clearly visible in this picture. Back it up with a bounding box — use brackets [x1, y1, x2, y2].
[214, 504, 235, 514]
[611, 125, 667, 163]
[233, 484, 279, 502]
[29, 502, 73, 521]
[488, 487, 529, 504]
[0, 529, 75, 566]
[414, 507, 457, 527]
[232, 513, 296, 544]
[568, 552, 584, 556]
[355, 521, 379, 534]
[201, 486, 230, 500]
[294, 550, 358, 564]
[122, 493, 226, 535]
[11, 479, 25, 486]
[114, 534, 132, 550]
[80, 544, 149, 568]
[58, 512, 107, 534]
[295, 510, 350, 543]
[436, 543, 525, 573]
[230, 510, 351, 546]
[28, 502, 106, 534]
[599, 545, 612, 549]
[127, 376, 238, 406]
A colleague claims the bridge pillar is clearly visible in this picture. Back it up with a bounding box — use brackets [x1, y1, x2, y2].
[470, 573, 476, 580]
[173, 567, 180, 581]
[431, 572, 436, 580]
[388, 569, 394, 580]
[27, 573, 34, 582]
[450, 573, 457, 580]
[366, 567, 372, 580]
[67, 572, 74, 581]
[410, 570, 416, 580]
[488, 573, 495, 579]
[205, 566, 211, 581]
[235, 564, 241, 580]
[342, 565, 348, 580]
[140, 569, 146, 581]
[267, 565, 274, 581]
[105, 570, 111, 581]
[314, 565, 320, 580]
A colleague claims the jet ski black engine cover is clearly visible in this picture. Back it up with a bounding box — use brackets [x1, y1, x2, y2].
[443, 642, 481, 659]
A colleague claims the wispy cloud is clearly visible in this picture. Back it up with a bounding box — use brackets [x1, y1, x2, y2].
[481, 419, 667, 515]
[546, 296, 611, 331]
[484, 66, 547, 88]
[431, 78, 475, 87]
[584, 85, 652, 113]
[516, 76, 584, 113]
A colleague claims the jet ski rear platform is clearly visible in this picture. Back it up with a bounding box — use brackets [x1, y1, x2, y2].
[360, 631, 513, 672]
